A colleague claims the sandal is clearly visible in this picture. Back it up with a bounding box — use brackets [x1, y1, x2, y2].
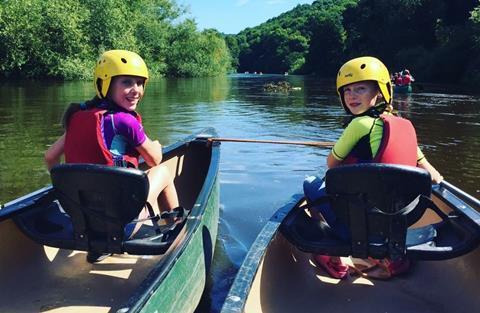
[385, 257, 411, 276]
[349, 257, 410, 280]
[349, 258, 378, 274]
[350, 258, 392, 280]
[313, 255, 348, 279]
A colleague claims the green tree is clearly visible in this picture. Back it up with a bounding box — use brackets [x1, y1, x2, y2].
[0, 0, 231, 79]
[224, 34, 240, 69]
[462, 1, 480, 84]
[233, 0, 355, 74]
[0, 0, 91, 79]
[303, 0, 356, 74]
[342, 0, 479, 83]
[166, 22, 231, 77]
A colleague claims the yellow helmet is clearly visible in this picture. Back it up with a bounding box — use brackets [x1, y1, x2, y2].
[336, 56, 392, 113]
[94, 50, 149, 99]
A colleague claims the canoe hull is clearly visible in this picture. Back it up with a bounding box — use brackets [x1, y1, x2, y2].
[222, 184, 480, 313]
[394, 84, 413, 94]
[0, 128, 221, 313]
[243, 230, 480, 313]
[136, 179, 219, 313]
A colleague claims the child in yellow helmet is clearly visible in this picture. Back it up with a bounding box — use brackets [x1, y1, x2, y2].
[304, 56, 442, 279]
[45, 50, 180, 263]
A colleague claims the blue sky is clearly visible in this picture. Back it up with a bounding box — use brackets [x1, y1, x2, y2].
[179, 0, 315, 34]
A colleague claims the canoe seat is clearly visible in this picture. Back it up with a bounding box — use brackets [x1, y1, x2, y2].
[14, 164, 182, 255]
[281, 164, 479, 260]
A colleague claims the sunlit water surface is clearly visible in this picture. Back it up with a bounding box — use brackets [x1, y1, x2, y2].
[0, 75, 479, 312]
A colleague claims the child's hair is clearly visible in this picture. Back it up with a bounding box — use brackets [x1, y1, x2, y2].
[372, 81, 394, 114]
[61, 97, 103, 129]
[384, 103, 394, 113]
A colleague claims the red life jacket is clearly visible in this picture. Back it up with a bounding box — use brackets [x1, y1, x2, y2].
[342, 114, 418, 166]
[64, 108, 141, 168]
[402, 75, 412, 85]
[395, 76, 403, 85]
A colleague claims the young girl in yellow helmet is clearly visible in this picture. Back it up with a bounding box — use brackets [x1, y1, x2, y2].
[45, 50, 180, 263]
[304, 56, 443, 279]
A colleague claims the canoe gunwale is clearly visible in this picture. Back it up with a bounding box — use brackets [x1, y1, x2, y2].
[0, 186, 53, 222]
[435, 181, 480, 217]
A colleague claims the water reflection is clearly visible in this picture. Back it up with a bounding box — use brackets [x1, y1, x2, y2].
[394, 93, 413, 118]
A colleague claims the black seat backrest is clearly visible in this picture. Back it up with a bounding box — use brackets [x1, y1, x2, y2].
[326, 164, 431, 258]
[50, 164, 149, 253]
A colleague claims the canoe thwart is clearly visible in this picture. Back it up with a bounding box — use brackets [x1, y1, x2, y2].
[281, 164, 480, 261]
[206, 137, 335, 148]
[14, 164, 182, 256]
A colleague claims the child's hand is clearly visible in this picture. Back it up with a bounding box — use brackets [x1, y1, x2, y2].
[137, 138, 163, 166]
[418, 160, 443, 184]
[151, 140, 162, 150]
[431, 171, 444, 184]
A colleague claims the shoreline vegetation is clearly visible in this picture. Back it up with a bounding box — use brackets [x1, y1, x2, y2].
[1, 0, 480, 86]
[0, 0, 231, 79]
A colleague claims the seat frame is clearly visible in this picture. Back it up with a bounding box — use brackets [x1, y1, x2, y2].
[281, 164, 479, 260]
[14, 164, 182, 255]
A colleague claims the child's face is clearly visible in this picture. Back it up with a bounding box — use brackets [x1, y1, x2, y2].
[342, 81, 380, 115]
[109, 75, 146, 111]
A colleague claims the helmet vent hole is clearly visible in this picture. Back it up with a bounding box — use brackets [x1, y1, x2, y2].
[360, 64, 366, 69]
[121, 58, 127, 64]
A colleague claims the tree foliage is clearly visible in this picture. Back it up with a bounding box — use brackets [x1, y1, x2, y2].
[166, 23, 231, 77]
[0, 0, 231, 79]
[227, 0, 356, 75]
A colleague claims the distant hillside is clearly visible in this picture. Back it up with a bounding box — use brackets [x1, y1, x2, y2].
[225, 0, 355, 75]
[225, 0, 480, 85]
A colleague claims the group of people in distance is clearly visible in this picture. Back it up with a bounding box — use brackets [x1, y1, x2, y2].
[45, 51, 442, 278]
[392, 69, 415, 86]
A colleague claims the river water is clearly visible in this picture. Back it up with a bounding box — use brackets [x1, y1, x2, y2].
[0, 75, 479, 312]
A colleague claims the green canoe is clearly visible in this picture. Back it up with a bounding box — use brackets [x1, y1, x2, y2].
[0, 128, 220, 313]
[394, 84, 413, 94]
[221, 164, 480, 313]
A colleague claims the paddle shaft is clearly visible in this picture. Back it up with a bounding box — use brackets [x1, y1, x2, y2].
[208, 137, 334, 148]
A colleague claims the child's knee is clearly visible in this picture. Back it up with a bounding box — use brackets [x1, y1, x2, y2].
[150, 164, 174, 183]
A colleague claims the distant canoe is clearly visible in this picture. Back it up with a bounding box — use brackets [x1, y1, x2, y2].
[221, 164, 480, 313]
[0, 128, 221, 313]
[394, 84, 413, 94]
